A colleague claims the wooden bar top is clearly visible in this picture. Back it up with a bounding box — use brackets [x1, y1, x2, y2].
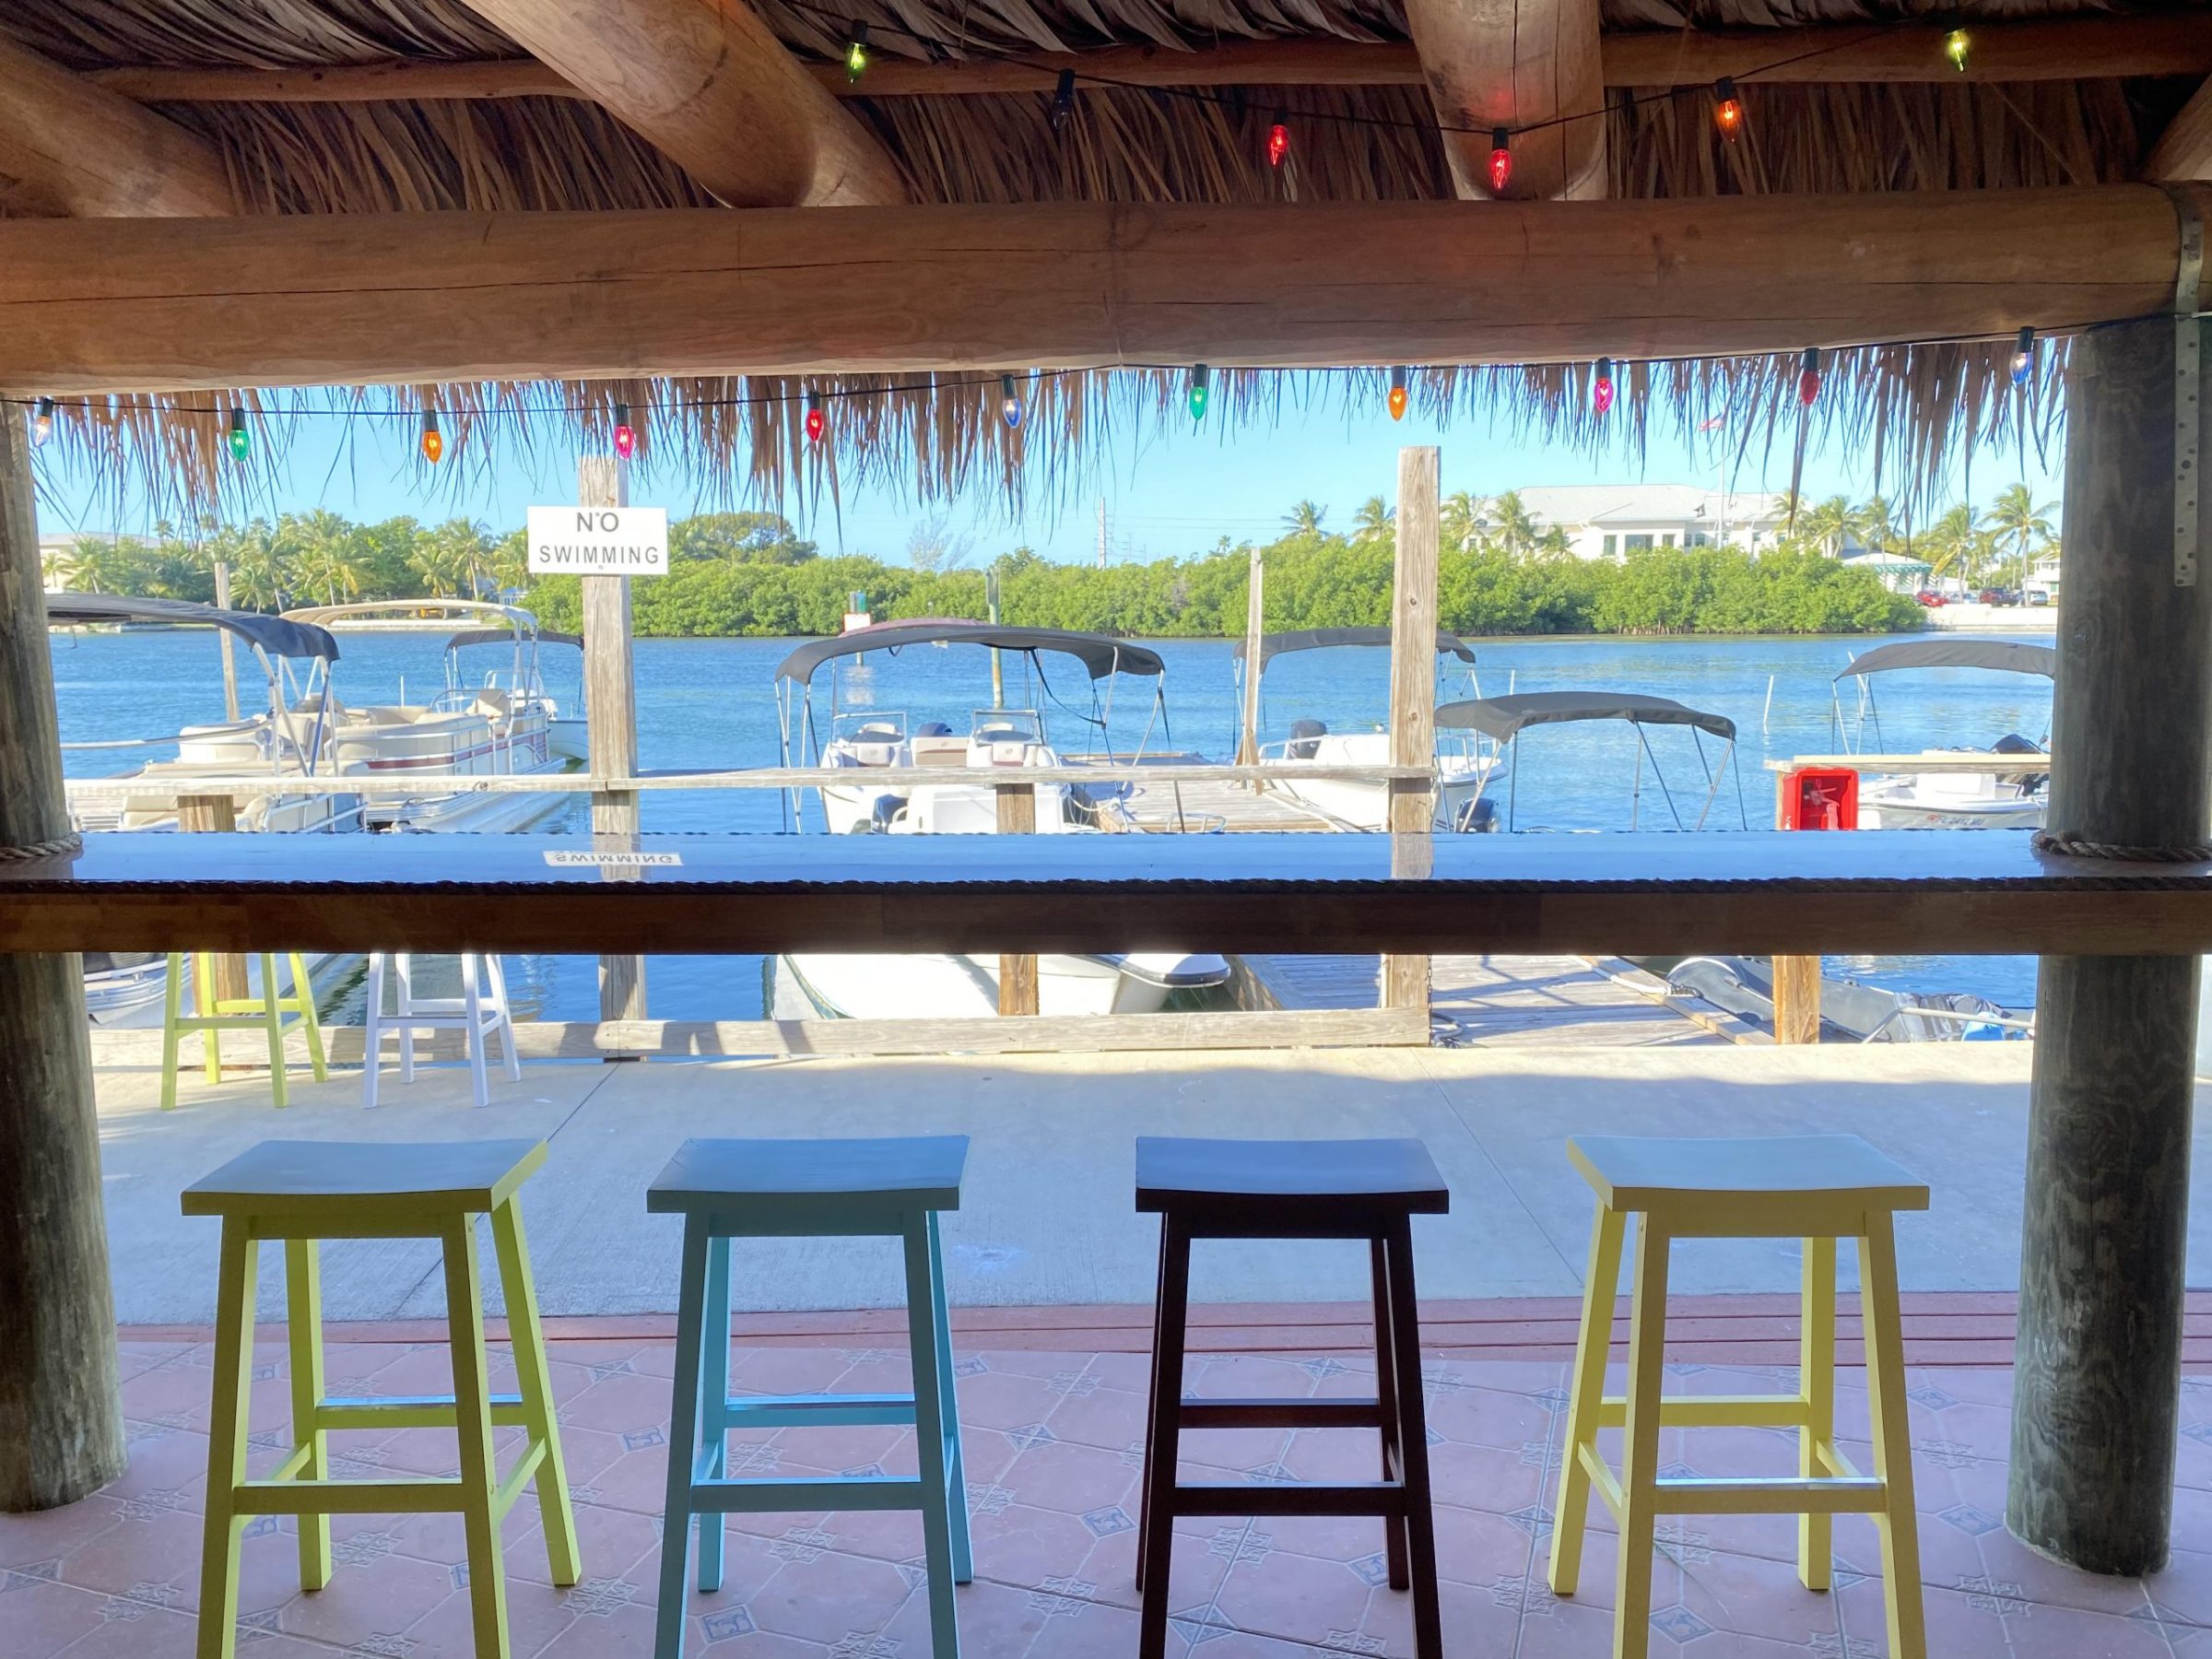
[2, 830, 2208, 957]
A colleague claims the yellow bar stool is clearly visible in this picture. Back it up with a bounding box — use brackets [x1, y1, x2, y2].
[1547, 1135, 1930, 1659]
[159, 951, 328, 1110]
[182, 1139, 581, 1659]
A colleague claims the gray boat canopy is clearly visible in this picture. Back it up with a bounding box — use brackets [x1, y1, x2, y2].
[775, 622, 1166, 685]
[448, 627, 582, 651]
[1837, 640, 2057, 680]
[43, 594, 341, 662]
[1231, 627, 1476, 667]
[1438, 690, 1737, 743]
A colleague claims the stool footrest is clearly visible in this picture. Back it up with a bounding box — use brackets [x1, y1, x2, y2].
[1653, 1475, 1887, 1516]
[688, 1473, 927, 1513]
[1594, 1394, 1809, 1430]
[1177, 1397, 1383, 1430]
[716, 1393, 915, 1430]
[1170, 1480, 1405, 1519]
[235, 1477, 464, 1515]
[316, 1393, 528, 1430]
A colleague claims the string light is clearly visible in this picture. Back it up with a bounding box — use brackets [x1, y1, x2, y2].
[1266, 119, 1289, 169]
[30, 397, 54, 448]
[226, 407, 251, 463]
[613, 402, 638, 459]
[805, 391, 826, 444]
[1797, 346, 1821, 406]
[1592, 358, 1616, 417]
[1187, 364, 1211, 423]
[845, 22, 870, 82]
[419, 409, 443, 465]
[2010, 326, 2036, 388]
[1387, 366, 1409, 423]
[1712, 77, 1744, 142]
[1049, 68, 1076, 134]
[1944, 28, 1970, 73]
[1000, 374, 1023, 430]
[1488, 128, 1512, 194]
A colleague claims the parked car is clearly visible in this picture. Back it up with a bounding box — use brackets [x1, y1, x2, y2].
[2026, 588, 2052, 606]
[1977, 587, 2020, 606]
[1913, 589, 1947, 607]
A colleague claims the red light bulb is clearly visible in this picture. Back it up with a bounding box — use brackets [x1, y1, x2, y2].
[613, 401, 637, 459]
[1592, 358, 1616, 417]
[1266, 122, 1289, 169]
[1713, 77, 1744, 142]
[1797, 347, 1821, 407]
[1488, 128, 1512, 194]
[804, 394, 825, 445]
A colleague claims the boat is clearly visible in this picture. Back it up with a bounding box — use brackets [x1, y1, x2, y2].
[1233, 628, 1504, 830]
[279, 601, 581, 832]
[1435, 689, 1748, 832]
[1831, 639, 2054, 830]
[1653, 956, 2033, 1043]
[772, 619, 1230, 1016]
[446, 620, 589, 762]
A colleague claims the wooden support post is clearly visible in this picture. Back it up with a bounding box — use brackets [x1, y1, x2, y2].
[1382, 447, 1439, 1014]
[579, 456, 645, 1024]
[995, 784, 1039, 1016]
[0, 406, 125, 1511]
[211, 559, 240, 723]
[1237, 547, 1265, 771]
[178, 793, 248, 1007]
[2009, 312, 2212, 1574]
[1770, 956, 1822, 1044]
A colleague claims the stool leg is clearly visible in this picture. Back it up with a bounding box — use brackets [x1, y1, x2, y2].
[195, 1220, 258, 1659]
[196, 953, 222, 1084]
[288, 954, 328, 1083]
[1134, 1214, 1171, 1592]
[441, 1215, 512, 1659]
[902, 1215, 962, 1659]
[394, 954, 417, 1083]
[486, 953, 523, 1082]
[1798, 1234, 1838, 1592]
[160, 952, 185, 1112]
[257, 956, 288, 1109]
[1382, 1218, 1443, 1659]
[1612, 1219, 1672, 1659]
[654, 1220, 712, 1659]
[1135, 1216, 1191, 1659]
[1370, 1234, 1407, 1591]
[927, 1210, 973, 1583]
[285, 1239, 332, 1592]
[1549, 1203, 1627, 1596]
[696, 1235, 732, 1594]
[462, 952, 491, 1108]
[361, 953, 383, 1109]
[490, 1197, 582, 1587]
[1860, 1219, 1927, 1659]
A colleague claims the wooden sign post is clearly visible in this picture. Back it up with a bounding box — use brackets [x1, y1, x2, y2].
[574, 456, 645, 1023]
[1382, 446, 1440, 1014]
[1236, 546, 1265, 770]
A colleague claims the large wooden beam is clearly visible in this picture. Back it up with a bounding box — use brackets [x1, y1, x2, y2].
[2008, 312, 2212, 1575]
[2147, 77, 2212, 182]
[452, 0, 901, 206]
[83, 16, 2212, 105]
[1406, 0, 1606, 200]
[0, 187, 2194, 394]
[0, 409, 127, 1511]
[0, 33, 233, 217]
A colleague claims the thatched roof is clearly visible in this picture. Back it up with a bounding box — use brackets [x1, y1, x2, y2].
[10, 0, 2196, 513]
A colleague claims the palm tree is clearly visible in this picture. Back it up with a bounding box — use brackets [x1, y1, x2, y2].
[1983, 484, 2057, 589]
[1281, 500, 1326, 536]
[1919, 503, 1982, 586]
[286, 510, 366, 606]
[66, 537, 124, 594]
[1796, 495, 1865, 558]
[1441, 490, 1491, 553]
[209, 521, 296, 612]
[1351, 496, 1394, 545]
[1488, 490, 1538, 558]
[41, 546, 73, 591]
[1857, 496, 1897, 557]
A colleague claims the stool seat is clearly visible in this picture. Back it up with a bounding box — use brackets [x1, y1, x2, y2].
[1568, 1134, 1928, 1235]
[1135, 1135, 1448, 1228]
[182, 1138, 544, 1219]
[648, 1135, 968, 1215]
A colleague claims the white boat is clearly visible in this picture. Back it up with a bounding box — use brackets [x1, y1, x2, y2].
[1436, 689, 1749, 832]
[1831, 640, 2054, 830]
[773, 620, 1230, 1017]
[1233, 629, 1504, 830]
[281, 601, 581, 833]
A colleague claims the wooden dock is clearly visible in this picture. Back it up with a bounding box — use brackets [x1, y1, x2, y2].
[1070, 755, 1342, 831]
[1230, 950, 1733, 1047]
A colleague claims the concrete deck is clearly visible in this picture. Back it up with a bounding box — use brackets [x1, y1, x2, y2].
[92, 1042, 2212, 1327]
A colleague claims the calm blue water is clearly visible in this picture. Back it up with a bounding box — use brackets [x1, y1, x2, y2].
[49, 628, 2053, 1018]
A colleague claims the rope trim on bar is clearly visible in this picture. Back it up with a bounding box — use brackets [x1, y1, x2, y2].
[0, 831, 84, 863]
[2033, 830, 2212, 863]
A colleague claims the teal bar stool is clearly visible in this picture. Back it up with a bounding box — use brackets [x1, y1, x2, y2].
[647, 1136, 973, 1659]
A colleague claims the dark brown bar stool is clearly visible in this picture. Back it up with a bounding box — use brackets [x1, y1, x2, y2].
[1133, 1135, 1449, 1659]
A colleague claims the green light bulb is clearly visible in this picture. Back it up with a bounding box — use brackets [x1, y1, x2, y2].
[1187, 364, 1211, 423]
[1944, 28, 1968, 72]
[845, 25, 869, 82]
[226, 408, 251, 463]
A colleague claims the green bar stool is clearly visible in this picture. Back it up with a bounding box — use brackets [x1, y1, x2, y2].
[647, 1136, 973, 1659]
[182, 1139, 580, 1659]
[159, 950, 327, 1110]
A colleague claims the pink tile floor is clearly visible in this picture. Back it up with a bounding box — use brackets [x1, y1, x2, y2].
[7, 1335, 2212, 1656]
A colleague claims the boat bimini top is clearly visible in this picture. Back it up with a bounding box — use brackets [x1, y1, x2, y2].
[46, 593, 341, 661]
[447, 627, 582, 652]
[774, 621, 1165, 684]
[1230, 627, 1477, 670]
[1436, 689, 1746, 831]
[281, 598, 548, 637]
[1835, 640, 2056, 680]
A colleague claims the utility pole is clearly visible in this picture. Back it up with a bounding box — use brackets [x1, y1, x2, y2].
[1096, 498, 1107, 569]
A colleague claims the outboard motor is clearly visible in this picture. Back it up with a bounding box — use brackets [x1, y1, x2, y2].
[1286, 718, 1328, 759]
[1454, 795, 1500, 834]
[915, 721, 953, 737]
[1992, 733, 2047, 794]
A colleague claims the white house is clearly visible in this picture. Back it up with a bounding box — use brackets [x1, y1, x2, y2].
[1508, 486, 1794, 561]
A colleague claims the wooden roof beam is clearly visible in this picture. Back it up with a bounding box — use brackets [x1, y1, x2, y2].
[2147, 77, 2212, 181]
[81, 15, 2212, 106]
[450, 0, 903, 206]
[0, 33, 233, 217]
[0, 187, 2195, 394]
[1406, 0, 1605, 200]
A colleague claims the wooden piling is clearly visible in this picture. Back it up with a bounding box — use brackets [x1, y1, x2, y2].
[178, 793, 247, 1006]
[1382, 447, 1439, 1014]
[0, 408, 125, 1511]
[578, 455, 646, 1023]
[2008, 312, 2212, 1573]
[996, 782, 1040, 1015]
[1236, 546, 1265, 769]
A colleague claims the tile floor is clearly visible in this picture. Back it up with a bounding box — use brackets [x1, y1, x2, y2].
[6, 1335, 2212, 1657]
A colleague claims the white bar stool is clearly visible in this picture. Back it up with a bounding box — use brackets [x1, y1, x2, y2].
[361, 952, 521, 1110]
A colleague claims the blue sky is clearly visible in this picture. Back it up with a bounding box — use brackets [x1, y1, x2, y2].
[30, 384, 2064, 565]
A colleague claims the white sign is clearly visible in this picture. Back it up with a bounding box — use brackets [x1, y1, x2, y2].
[542, 850, 684, 868]
[526, 505, 669, 576]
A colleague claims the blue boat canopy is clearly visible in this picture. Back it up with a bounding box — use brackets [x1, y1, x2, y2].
[775, 622, 1165, 684]
[43, 594, 341, 662]
[1438, 690, 1736, 743]
[1837, 640, 2056, 680]
[1231, 627, 1476, 667]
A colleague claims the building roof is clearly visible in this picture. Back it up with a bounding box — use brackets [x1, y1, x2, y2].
[1511, 486, 1789, 530]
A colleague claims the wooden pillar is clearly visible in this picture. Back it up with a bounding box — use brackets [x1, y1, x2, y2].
[1382, 447, 1439, 1013]
[0, 407, 125, 1511]
[211, 559, 240, 723]
[579, 456, 645, 1023]
[1771, 955, 1821, 1044]
[178, 794, 247, 1008]
[1236, 547, 1265, 770]
[995, 784, 1039, 1015]
[2008, 312, 2212, 1574]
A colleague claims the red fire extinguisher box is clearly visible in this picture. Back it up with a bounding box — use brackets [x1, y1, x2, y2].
[1781, 767, 1859, 830]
